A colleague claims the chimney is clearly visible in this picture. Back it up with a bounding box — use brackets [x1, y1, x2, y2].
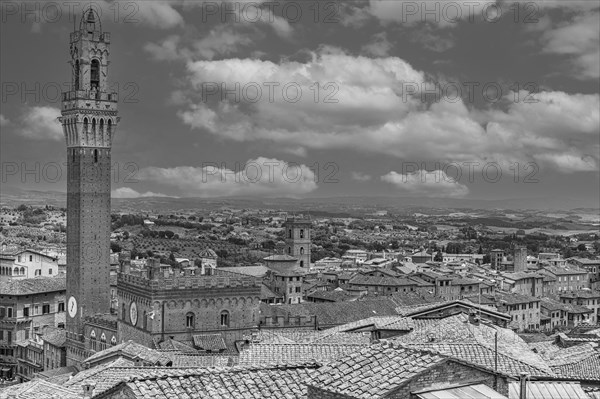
[82, 382, 96, 398]
[519, 372, 529, 399]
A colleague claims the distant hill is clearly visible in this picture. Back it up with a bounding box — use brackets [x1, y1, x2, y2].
[1, 186, 598, 212]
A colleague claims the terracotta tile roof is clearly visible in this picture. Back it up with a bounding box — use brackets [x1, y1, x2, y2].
[0, 276, 65, 295]
[259, 299, 400, 327]
[323, 315, 414, 334]
[0, 379, 79, 399]
[551, 351, 600, 381]
[155, 338, 198, 353]
[168, 354, 236, 368]
[41, 326, 67, 347]
[84, 340, 171, 366]
[405, 342, 553, 377]
[391, 314, 552, 374]
[239, 343, 363, 367]
[348, 275, 416, 286]
[307, 342, 447, 399]
[249, 329, 371, 346]
[64, 358, 241, 396]
[192, 334, 227, 351]
[118, 365, 318, 399]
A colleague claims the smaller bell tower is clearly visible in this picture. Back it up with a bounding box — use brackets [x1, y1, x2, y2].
[283, 217, 312, 268]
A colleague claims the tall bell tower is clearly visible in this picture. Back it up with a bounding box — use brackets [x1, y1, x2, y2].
[60, 9, 119, 366]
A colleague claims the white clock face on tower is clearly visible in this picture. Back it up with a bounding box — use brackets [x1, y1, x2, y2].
[129, 302, 138, 326]
[68, 296, 77, 318]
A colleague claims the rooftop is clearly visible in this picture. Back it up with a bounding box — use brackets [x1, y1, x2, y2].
[0, 275, 65, 295]
[307, 342, 447, 399]
[118, 365, 317, 399]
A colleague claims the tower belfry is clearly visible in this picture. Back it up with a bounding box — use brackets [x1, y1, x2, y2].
[59, 8, 119, 366]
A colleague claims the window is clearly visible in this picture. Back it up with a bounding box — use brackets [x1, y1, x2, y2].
[23, 307, 29, 317]
[29, 255, 33, 262]
[300, 247, 304, 255]
[74, 60, 80, 89]
[288, 247, 291, 254]
[300, 261, 304, 267]
[49, 268, 52, 275]
[90, 59, 100, 88]
[42, 304, 50, 314]
[58, 302, 64, 312]
[18, 256, 21, 262]
[300, 229, 304, 239]
[295, 287, 301, 293]
[288, 229, 292, 239]
[7, 308, 13, 318]
[34, 305, 39, 315]
[186, 312, 195, 328]
[94, 149, 98, 163]
[20, 267, 25, 275]
[220, 311, 229, 327]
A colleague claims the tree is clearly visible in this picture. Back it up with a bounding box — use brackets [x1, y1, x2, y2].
[434, 251, 443, 262]
[165, 230, 175, 239]
[577, 243, 587, 252]
[110, 242, 122, 253]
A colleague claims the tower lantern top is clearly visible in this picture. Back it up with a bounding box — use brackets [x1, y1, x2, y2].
[79, 8, 102, 34]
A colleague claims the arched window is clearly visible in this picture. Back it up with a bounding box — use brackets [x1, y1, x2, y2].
[300, 229, 304, 239]
[20, 267, 25, 275]
[143, 311, 147, 330]
[83, 117, 88, 133]
[110, 336, 117, 345]
[121, 303, 126, 320]
[94, 149, 98, 163]
[90, 330, 96, 339]
[74, 60, 80, 89]
[99, 118, 104, 133]
[107, 119, 112, 134]
[220, 310, 229, 327]
[185, 312, 195, 329]
[13, 267, 18, 275]
[300, 247, 304, 255]
[92, 118, 96, 134]
[90, 59, 100, 88]
[288, 229, 292, 239]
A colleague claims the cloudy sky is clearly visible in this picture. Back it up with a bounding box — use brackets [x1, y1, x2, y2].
[1, 0, 599, 204]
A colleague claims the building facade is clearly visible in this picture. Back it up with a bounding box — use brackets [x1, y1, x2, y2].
[0, 250, 59, 281]
[117, 266, 261, 348]
[0, 277, 66, 380]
